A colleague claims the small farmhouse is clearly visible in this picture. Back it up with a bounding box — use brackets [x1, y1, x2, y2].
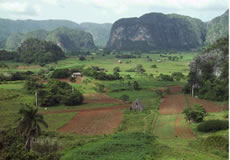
[71, 72, 82, 78]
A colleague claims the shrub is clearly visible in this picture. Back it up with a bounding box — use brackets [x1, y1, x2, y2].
[171, 72, 185, 81]
[151, 64, 157, 68]
[37, 80, 83, 106]
[165, 88, 170, 95]
[155, 89, 164, 98]
[63, 91, 84, 106]
[183, 104, 206, 122]
[203, 135, 228, 152]
[51, 69, 71, 78]
[113, 67, 120, 73]
[126, 68, 136, 72]
[197, 120, 229, 132]
[157, 74, 173, 81]
[120, 94, 129, 102]
[133, 81, 139, 90]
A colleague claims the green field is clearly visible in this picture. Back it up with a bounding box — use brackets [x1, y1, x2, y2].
[0, 52, 228, 160]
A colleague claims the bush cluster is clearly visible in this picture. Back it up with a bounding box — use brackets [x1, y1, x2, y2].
[183, 104, 206, 122]
[197, 120, 229, 132]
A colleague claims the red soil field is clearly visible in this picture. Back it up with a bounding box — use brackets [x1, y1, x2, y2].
[153, 86, 183, 94]
[58, 107, 127, 135]
[187, 95, 228, 112]
[16, 65, 40, 69]
[159, 94, 186, 115]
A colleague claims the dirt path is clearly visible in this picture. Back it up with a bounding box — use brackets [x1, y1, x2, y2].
[159, 94, 186, 115]
[157, 93, 195, 139]
[175, 114, 195, 138]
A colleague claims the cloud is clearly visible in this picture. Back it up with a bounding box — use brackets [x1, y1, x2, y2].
[0, 1, 41, 16]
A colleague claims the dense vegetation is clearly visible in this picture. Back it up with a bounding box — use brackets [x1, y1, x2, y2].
[46, 27, 96, 53]
[185, 37, 229, 101]
[183, 104, 207, 122]
[25, 79, 83, 106]
[17, 39, 66, 65]
[197, 120, 229, 132]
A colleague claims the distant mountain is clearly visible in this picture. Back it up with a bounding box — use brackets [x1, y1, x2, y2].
[5, 30, 49, 50]
[4, 28, 96, 52]
[205, 10, 229, 45]
[0, 18, 80, 49]
[46, 27, 96, 53]
[107, 10, 228, 51]
[80, 23, 112, 47]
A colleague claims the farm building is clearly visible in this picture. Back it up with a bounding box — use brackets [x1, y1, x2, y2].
[130, 99, 144, 111]
[71, 72, 82, 78]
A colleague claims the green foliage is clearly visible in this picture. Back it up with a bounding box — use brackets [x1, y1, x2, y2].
[113, 66, 120, 73]
[205, 10, 229, 45]
[185, 37, 229, 101]
[95, 83, 105, 93]
[0, 50, 18, 60]
[197, 120, 229, 132]
[0, 129, 39, 160]
[155, 89, 164, 98]
[63, 91, 84, 106]
[46, 27, 96, 53]
[202, 135, 228, 152]
[183, 104, 206, 122]
[37, 80, 83, 106]
[157, 74, 173, 81]
[133, 81, 139, 90]
[151, 64, 157, 68]
[136, 64, 145, 74]
[17, 38, 65, 65]
[171, 72, 185, 81]
[17, 105, 48, 150]
[119, 94, 129, 102]
[61, 132, 158, 160]
[51, 69, 71, 79]
[24, 78, 44, 93]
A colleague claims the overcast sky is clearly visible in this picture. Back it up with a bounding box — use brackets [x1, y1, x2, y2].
[0, 0, 228, 23]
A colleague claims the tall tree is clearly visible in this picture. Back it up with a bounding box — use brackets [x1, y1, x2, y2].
[17, 105, 48, 150]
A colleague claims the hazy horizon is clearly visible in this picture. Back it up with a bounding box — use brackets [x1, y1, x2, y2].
[0, 0, 229, 23]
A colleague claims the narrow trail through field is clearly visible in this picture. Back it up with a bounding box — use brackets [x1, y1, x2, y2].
[155, 89, 195, 139]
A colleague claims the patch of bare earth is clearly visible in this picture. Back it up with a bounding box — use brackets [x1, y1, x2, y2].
[159, 94, 186, 115]
[41, 93, 129, 135]
[153, 86, 183, 94]
[158, 94, 195, 139]
[16, 65, 40, 69]
[187, 95, 228, 112]
[59, 77, 83, 84]
[58, 107, 127, 135]
[175, 114, 195, 138]
[83, 94, 123, 104]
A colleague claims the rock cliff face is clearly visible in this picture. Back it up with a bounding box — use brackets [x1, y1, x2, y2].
[46, 27, 96, 53]
[107, 11, 228, 51]
[80, 23, 112, 47]
[205, 10, 229, 45]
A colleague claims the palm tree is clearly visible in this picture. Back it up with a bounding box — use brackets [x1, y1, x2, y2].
[17, 105, 48, 150]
